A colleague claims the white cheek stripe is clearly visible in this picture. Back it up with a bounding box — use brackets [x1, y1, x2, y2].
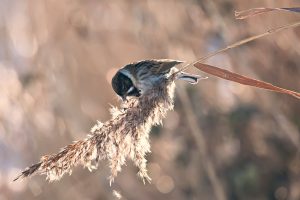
[126, 86, 135, 94]
[120, 69, 137, 86]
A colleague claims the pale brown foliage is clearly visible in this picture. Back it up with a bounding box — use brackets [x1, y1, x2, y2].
[14, 77, 176, 184]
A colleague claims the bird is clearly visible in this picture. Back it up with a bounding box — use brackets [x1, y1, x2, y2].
[111, 59, 201, 101]
[14, 59, 202, 184]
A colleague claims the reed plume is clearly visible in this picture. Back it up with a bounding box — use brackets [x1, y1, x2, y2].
[14, 77, 176, 184]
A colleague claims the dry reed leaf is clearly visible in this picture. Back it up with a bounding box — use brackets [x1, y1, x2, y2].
[194, 62, 300, 100]
[235, 7, 300, 19]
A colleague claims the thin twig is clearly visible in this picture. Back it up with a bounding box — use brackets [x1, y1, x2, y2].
[178, 21, 300, 73]
[235, 7, 300, 19]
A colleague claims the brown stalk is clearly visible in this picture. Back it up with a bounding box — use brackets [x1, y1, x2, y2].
[180, 21, 300, 73]
[177, 86, 227, 200]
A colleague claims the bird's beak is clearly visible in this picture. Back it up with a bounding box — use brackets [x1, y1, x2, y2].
[122, 86, 135, 101]
[121, 95, 127, 102]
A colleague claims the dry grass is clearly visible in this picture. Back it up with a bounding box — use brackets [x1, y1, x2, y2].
[15, 77, 176, 185]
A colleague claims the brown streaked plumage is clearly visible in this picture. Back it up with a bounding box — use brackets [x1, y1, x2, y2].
[111, 59, 200, 100]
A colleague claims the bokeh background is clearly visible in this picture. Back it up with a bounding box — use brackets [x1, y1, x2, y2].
[0, 0, 299, 199]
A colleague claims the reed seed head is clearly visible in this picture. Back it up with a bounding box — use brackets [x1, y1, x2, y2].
[15, 76, 176, 184]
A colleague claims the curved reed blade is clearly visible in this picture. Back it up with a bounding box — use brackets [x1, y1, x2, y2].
[194, 62, 300, 100]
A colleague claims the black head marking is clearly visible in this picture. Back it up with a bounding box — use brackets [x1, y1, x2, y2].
[111, 71, 140, 99]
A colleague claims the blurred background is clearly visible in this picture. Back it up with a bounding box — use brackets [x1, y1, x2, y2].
[0, 0, 299, 199]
